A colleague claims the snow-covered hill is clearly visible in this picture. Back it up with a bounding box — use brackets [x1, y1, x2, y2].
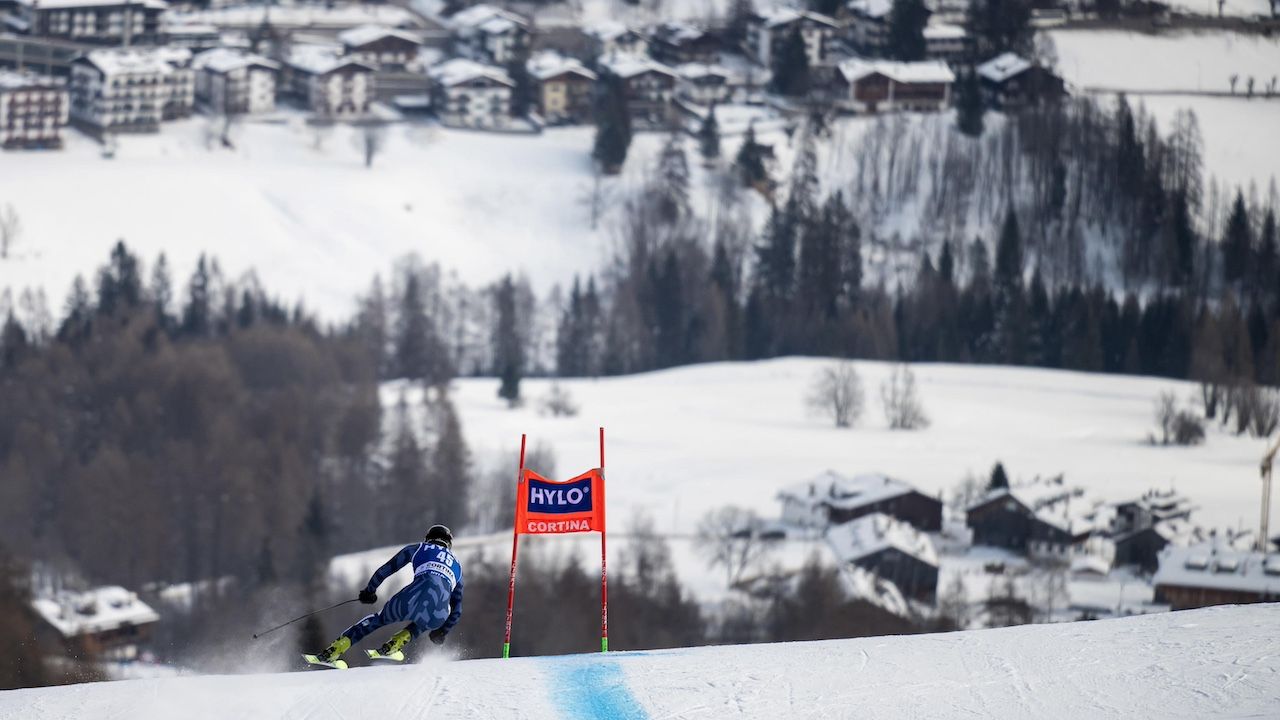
[2, 604, 1277, 718]
[440, 359, 1271, 535]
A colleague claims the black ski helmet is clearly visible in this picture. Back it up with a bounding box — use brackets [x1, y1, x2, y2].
[425, 524, 453, 549]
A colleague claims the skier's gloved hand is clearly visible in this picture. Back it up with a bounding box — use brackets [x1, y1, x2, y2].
[428, 628, 448, 645]
[359, 589, 377, 604]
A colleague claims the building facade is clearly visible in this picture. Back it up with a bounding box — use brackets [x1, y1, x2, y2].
[339, 25, 422, 71]
[599, 54, 677, 129]
[191, 48, 278, 116]
[779, 472, 944, 533]
[835, 59, 954, 113]
[429, 58, 513, 129]
[283, 46, 374, 118]
[0, 70, 67, 149]
[748, 9, 837, 70]
[19, 0, 166, 45]
[449, 4, 531, 66]
[527, 51, 595, 124]
[70, 47, 192, 135]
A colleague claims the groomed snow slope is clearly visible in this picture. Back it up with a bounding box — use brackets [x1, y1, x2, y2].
[3, 604, 1277, 719]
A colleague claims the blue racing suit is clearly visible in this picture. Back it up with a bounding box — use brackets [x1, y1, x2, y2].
[341, 541, 464, 644]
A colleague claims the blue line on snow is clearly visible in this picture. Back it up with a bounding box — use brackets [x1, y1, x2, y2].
[548, 657, 650, 720]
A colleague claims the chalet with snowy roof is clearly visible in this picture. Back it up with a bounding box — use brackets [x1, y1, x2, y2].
[648, 22, 721, 66]
[70, 47, 193, 136]
[844, 0, 893, 55]
[282, 45, 374, 118]
[527, 51, 595, 125]
[966, 476, 1101, 559]
[674, 62, 734, 105]
[746, 9, 838, 71]
[779, 471, 943, 532]
[976, 52, 1065, 109]
[16, 0, 166, 45]
[428, 58, 513, 129]
[598, 54, 677, 129]
[31, 586, 159, 661]
[827, 513, 939, 602]
[1107, 489, 1197, 571]
[339, 25, 421, 71]
[449, 4, 530, 66]
[923, 23, 967, 63]
[191, 48, 277, 116]
[0, 69, 67, 149]
[834, 58, 953, 113]
[1154, 543, 1280, 610]
[588, 22, 648, 59]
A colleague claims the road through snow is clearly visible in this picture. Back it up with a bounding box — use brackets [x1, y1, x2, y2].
[2, 604, 1278, 719]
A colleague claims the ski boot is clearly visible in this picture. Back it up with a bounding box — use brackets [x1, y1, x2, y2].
[367, 628, 411, 663]
[304, 636, 351, 669]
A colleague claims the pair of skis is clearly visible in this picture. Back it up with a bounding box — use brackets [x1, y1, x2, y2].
[302, 648, 405, 670]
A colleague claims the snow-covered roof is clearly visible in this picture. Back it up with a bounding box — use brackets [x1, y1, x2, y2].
[80, 48, 188, 76]
[1154, 542, 1280, 596]
[599, 53, 677, 80]
[839, 58, 955, 84]
[338, 24, 422, 48]
[970, 475, 1102, 535]
[676, 62, 730, 81]
[827, 512, 940, 566]
[847, 0, 893, 19]
[526, 51, 596, 82]
[449, 4, 526, 34]
[779, 470, 920, 512]
[1122, 488, 1197, 522]
[923, 22, 966, 40]
[651, 21, 710, 43]
[758, 8, 838, 29]
[429, 58, 513, 87]
[19, 0, 166, 10]
[192, 48, 279, 74]
[286, 44, 373, 76]
[977, 52, 1033, 83]
[588, 21, 637, 42]
[31, 586, 160, 638]
[0, 69, 63, 91]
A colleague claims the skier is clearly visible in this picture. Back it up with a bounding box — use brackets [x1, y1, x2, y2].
[311, 524, 464, 666]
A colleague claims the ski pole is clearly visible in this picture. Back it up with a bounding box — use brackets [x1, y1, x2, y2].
[251, 598, 359, 639]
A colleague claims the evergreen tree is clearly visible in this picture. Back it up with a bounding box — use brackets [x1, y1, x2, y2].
[698, 103, 721, 164]
[965, 0, 1032, 58]
[593, 74, 632, 175]
[58, 275, 94, 344]
[388, 394, 429, 535]
[507, 48, 535, 118]
[994, 210, 1024, 291]
[727, 0, 757, 45]
[430, 395, 471, 529]
[1222, 191, 1252, 291]
[493, 274, 523, 407]
[182, 254, 214, 337]
[150, 252, 174, 328]
[1, 312, 26, 371]
[956, 69, 985, 137]
[993, 211, 1028, 364]
[656, 132, 691, 224]
[771, 27, 811, 97]
[887, 0, 929, 61]
[394, 268, 453, 385]
[756, 202, 798, 306]
[0, 549, 48, 689]
[989, 462, 1010, 490]
[735, 123, 769, 190]
[939, 240, 956, 285]
[1258, 209, 1277, 304]
[1169, 188, 1197, 289]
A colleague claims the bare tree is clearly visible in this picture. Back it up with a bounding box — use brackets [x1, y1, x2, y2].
[1154, 390, 1177, 444]
[806, 361, 864, 428]
[0, 205, 20, 260]
[1030, 561, 1069, 622]
[581, 162, 614, 230]
[949, 472, 987, 510]
[360, 123, 387, 168]
[696, 505, 775, 587]
[538, 381, 579, 417]
[881, 363, 930, 430]
[936, 573, 971, 629]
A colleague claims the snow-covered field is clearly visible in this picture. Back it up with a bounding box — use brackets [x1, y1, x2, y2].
[1049, 29, 1280, 93]
[442, 360, 1271, 535]
[2, 604, 1277, 718]
[1138, 94, 1280, 191]
[1162, 0, 1275, 17]
[0, 116, 776, 321]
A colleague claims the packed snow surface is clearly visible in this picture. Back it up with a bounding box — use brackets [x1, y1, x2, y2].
[443, 359, 1273, 534]
[1049, 29, 1280, 93]
[1, 604, 1277, 718]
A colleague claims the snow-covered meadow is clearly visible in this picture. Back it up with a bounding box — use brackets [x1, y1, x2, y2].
[438, 359, 1270, 535]
[2, 603, 1277, 719]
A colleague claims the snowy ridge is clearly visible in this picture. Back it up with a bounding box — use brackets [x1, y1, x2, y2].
[2, 605, 1278, 718]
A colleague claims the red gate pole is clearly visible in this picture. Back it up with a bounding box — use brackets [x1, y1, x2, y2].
[502, 434, 527, 659]
[599, 426, 609, 653]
